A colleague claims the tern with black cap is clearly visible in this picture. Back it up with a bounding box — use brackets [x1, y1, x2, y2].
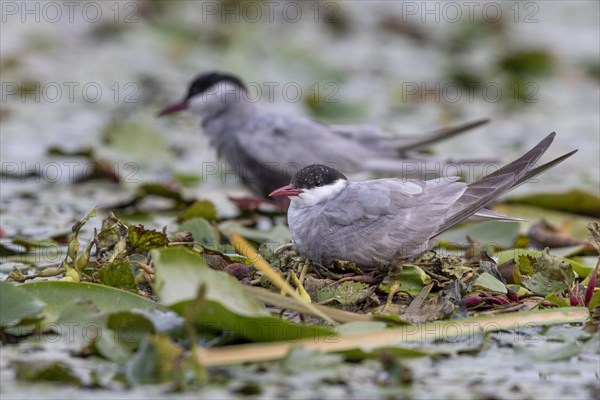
[270, 133, 576, 267]
[158, 71, 490, 198]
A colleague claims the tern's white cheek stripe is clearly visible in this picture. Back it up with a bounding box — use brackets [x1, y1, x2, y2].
[291, 179, 347, 207]
[188, 82, 244, 116]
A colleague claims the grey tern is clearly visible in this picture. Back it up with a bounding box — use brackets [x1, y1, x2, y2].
[158, 71, 490, 198]
[269, 132, 576, 267]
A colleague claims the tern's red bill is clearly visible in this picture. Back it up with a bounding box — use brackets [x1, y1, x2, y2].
[157, 101, 189, 117]
[269, 184, 303, 197]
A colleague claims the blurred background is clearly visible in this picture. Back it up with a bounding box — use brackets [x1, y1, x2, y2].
[1, 0, 598, 235]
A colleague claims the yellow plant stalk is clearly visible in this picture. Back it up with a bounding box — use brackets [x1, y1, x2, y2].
[197, 307, 589, 366]
[230, 233, 335, 324]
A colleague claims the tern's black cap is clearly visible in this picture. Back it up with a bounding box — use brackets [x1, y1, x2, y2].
[291, 164, 347, 189]
[185, 72, 245, 100]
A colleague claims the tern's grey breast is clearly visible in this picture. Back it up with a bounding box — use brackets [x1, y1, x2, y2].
[202, 110, 292, 196]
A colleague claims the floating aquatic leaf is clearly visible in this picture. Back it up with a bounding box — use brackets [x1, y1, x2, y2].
[172, 172, 202, 187]
[136, 183, 187, 204]
[439, 220, 520, 250]
[177, 218, 218, 246]
[18, 281, 166, 326]
[219, 221, 291, 244]
[11, 237, 60, 252]
[103, 120, 172, 163]
[0, 281, 45, 328]
[499, 49, 554, 77]
[473, 272, 507, 293]
[178, 200, 218, 222]
[506, 189, 600, 218]
[0, 242, 23, 257]
[152, 247, 335, 342]
[125, 334, 186, 385]
[54, 300, 106, 351]
[196, 308, 589, 366]
[98, 262, 138, 291]
[106, 311, 155, 351]
[13, 360, 83, 386]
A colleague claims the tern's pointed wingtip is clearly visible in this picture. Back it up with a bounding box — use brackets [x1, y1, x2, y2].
[536, 131, 557, 148]
[564, 148, 578, 157]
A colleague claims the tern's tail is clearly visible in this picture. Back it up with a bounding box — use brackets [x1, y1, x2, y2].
[434, 132, 577, 235]
[390, 118, 490, 152]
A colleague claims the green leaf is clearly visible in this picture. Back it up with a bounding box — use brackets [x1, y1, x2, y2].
[97, 224, 122, 249]
[11, 237, 60, 251]
[496, 249, 594, 278]
[588, 291, 600, 311]
[71, 207, 97, 236]
[13, 360, 83, 385]
[177, 218, 218, 246]
[473, 272, 507, 293]
[152, 247, 335, 342]
[522, 272, 567, 296]
[498, 49, 554, 77]
[125, 334, 186, 385]
[337, 321, 388, 336]
[54, 300, 106, 350]
[170, 299, 335, 342]
[0, 242, 23, 257]
[545, 292, 571, 307]
[152, 247, 267, 314]
[18, 281, 166, 326]
[136, 183, 186, 204]
[439, 220, 520, 249]
[178, 200, 218, 222]
[506, 189, 600, 218]
[98, 262, 138, 291]
[517, 254, 535, 275]
[0, 281, 45, 328]
[103, 121, 171, 163]
[127, 225, 169, 252]
[536, 248, 575, 284]
[219, 221, 291, 244]
[381, 265, 431, 296]
[172, 172, 202, 187]
[304, 97, 367, 123]
[107, 311, 155, 348]
[492, 204, 595, 238]
[99, 311, 156, 362]
[325, 281, 373, 306]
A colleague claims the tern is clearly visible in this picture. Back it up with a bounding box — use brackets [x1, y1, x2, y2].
[269, 132, 576, 267]
[158, 71, 490, 198]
